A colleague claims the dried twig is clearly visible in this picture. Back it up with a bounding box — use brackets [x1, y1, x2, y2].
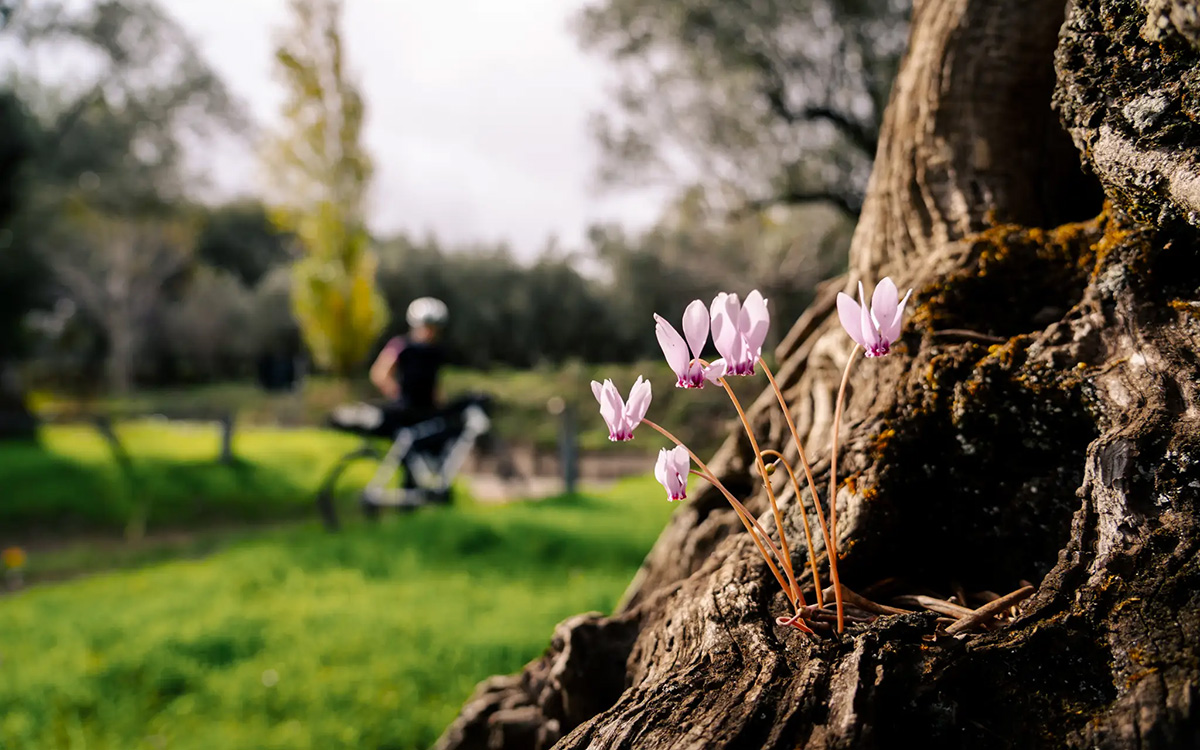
[971, 590, 1001, 604]
[822, 583, 912, 616]
[931, 329, 1007, 344]
[893, 595, 975, 619]
[809, 609, 875, 625]
[945, 586, 1035, 635]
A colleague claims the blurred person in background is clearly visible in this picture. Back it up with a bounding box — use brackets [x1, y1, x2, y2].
[366, 297, 448, 496]
[370, 296, 447, 416]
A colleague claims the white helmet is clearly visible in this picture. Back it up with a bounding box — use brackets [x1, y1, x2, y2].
[406, 297, 448, 328]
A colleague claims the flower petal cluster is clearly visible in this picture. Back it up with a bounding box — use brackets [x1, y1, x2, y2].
[590, 376, 651, 441]
[655, 300, 723, 388]
[710, 290, 769, 375]
[654, 445, 690, 501]
[836, 278, 912, 357]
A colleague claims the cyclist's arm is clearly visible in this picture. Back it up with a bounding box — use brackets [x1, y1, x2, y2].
[370, 338, 404, 400]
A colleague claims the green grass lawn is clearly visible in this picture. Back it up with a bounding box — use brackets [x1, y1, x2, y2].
[6, 363, 754, 535]
[1, 422, 372, 535]
[0, 477, 675, 750]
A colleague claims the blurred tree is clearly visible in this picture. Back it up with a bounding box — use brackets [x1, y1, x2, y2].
[575, 0, 910, 217]
[0, 91, 40, 364]
[0, 89, 40, 439]
[6, 0, 242, 213]
[195, 201, 294, 287]
[590, 187, 849, 355]
[265, 0, 387, 377]
[246, 265, 304, 361]
[3, 0, 244, 392]
[48, 211, 191, 393]
[523, 246, 623, 366]
[373, 190, 844, 371]
[160, 267, 255, 381]
[376, 237, 619, 369]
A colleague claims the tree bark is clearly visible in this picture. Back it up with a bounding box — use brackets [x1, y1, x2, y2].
[437, 0, 1200, 747]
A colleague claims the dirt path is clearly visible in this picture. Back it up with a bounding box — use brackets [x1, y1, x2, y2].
[464, 474, 617, 503]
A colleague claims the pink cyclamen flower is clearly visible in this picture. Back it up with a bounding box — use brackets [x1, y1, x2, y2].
[710, 290, 769, 375]
[654, 445, 690, 501]
[591, 376, 652, 441]
[655, 300, 725, 388]
[836, 277, 913, 357]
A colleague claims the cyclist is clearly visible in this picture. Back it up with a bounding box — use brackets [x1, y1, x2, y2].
[370, 296, 448, 414]
[366, 297, 448, 497]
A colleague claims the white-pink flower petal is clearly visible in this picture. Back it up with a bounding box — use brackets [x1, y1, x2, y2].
[624, 376, 652, 428]
[710, 292, 742, 365]
[703, 358, 728, 383]
[654, 445, 690, 501]
[738, 290, 769, 372]
[682, 299, 709, 361]
[591, 379, 627, 440]
[881, 288, 912, 343]
[654, 314, 692, 384]
[858, 282, 883, 354]
[871, 277, 899, 331]
[653, 449, 670, 496]
[836, 292, 866, 349]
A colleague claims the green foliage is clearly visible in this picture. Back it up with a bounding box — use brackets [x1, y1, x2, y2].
[289, 204, 388, 375]
[2, 0, 245, 392]
[575, 0, 911, 214]
[2, 0, 859, 393]
[0, 478, 675, 750]
[377, 190, 847, 369]
[6, 0, 242, 214]
[266, 0, 386, 376]
[194, 202, 294, 287]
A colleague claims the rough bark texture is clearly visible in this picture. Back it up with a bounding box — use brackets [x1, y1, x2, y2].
[1056, 0, 1200, 230]
[436, 0, 1200, 747]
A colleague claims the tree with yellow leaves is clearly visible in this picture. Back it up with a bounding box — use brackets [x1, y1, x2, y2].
[265, 0, 387, 376]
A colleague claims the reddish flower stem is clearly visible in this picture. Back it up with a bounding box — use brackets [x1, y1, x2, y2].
[759, 450, 822, 603]
[828, 346, 859, 633]
[717, 378, 802, 606]
[642, 419, 799, 608]
[759, 359, 836, 608]
[689, 470, 798, 608]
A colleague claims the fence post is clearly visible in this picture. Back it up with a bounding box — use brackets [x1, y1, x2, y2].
[92, 414, 143, 540]
[558, 403, 579, 495]
[218, 412, 235, 465]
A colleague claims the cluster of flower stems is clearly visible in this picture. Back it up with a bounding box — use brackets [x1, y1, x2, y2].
[593, 280, 911, 635]
[644, 349, 861, 636]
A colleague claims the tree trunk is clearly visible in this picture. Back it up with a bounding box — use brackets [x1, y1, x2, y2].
[0, 361, 37, 441]
[106, 319, 135, 395]
[436, 0, 1200, 747]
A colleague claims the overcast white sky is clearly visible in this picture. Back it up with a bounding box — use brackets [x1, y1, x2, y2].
[156, 0, 665, 256]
